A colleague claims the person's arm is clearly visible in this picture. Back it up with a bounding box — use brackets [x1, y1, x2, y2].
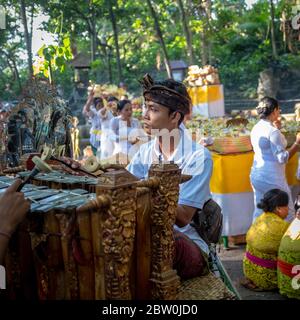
[82, 90, 94, 117]
[270, 131, 300, 164]
[99, 107, 109, 120]
[176, 150, 213, 227]
[107, 110, 114, 121]
[176, 205, 197, 227]
[287, 133, 300, 159]
[128, 119, 148, 145]
[109, 117, 118, 142]
[126, 146, 148, 179]
[0, 180, 30, 264]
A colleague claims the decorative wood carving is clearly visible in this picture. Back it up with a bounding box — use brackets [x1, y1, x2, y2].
[148, 163, 181, 300]
[136, 176, 160, 189]
[26, 210, 65, 300]
[76, 195, 111, 214]
[56, 209, 79, 300]
[96, 169, 138, 299]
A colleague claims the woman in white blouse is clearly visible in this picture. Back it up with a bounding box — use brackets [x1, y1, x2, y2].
[250, 97, 300, 221]
[109, 99, 147, 159]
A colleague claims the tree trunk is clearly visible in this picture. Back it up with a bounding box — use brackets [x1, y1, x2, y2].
[204, 0, 212, 64]
[176, 0, 194, 65]
[270, 0, 278, 59]
[188, 0, 210, 65]
[97, 36, 113, 83]
[146, 0, 173, 78]
[280, 9, 297, 54]
[89, 1, 96, 62]
[29, 3, 34, 64]
[71, 6, 96, 62]
[108, 0, 123, 84]
[11, 58, 22, 91]
[201, 0, 212, 65]
[8, 56, 22, 91]
[20, 0, 33, 78]
[257, 68, 279, 100]
[5, 58, 17, 86]
[200, 33, 209, 65]
[108, 51, 113, 83]
[2, 50, 22, 90]
[48, 63, 54, 85]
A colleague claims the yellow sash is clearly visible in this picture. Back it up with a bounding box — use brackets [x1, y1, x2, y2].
[91, 129, 102, 135]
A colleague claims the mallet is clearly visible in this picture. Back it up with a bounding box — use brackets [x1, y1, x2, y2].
[16, 156, 52, 192]
[41, 145, 98, 177]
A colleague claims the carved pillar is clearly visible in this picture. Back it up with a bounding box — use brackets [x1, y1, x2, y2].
[96, 169, 138, 300]
[148, 163, 181, 300]
[135, 187, 152, 300]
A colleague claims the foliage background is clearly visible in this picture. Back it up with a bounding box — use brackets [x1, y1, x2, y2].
[0, 0, 299, 102]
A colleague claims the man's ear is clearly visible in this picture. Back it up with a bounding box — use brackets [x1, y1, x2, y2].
[171, 111, 181, 124]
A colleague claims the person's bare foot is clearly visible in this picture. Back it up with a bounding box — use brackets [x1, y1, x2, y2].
[240, 278, 265, 292]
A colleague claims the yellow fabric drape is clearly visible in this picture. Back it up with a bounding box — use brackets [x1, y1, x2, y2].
[210, 151, 299, 194]
[286, 152, 299, 186]
[187, 85, 223, 105]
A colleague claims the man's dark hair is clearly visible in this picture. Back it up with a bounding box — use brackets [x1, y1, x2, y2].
[156, 79, 190, 124]
[140, 74, 191, 125]
[155, 79, 190, 100]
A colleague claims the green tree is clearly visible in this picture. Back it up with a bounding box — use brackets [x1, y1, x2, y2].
[20, 0, 33, 77]
[1, 0, 300, 101]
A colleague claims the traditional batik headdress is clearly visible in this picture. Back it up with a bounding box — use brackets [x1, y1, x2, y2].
[139, 73, 191, 115]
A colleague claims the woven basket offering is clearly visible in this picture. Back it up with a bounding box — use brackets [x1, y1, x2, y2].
[209, 135, 253, 154]
[177, 272, 237, 300]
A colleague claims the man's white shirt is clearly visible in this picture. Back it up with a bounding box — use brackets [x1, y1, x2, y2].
[127, 126, 212, 255]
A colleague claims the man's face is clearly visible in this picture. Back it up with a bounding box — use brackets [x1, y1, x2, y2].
[143, 100, 179, 135]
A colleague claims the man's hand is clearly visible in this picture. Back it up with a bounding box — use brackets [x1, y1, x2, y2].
[129, 137, 140, 145]
[0, 180, 30, 236]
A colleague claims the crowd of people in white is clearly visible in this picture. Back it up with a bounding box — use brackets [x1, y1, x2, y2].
[82, 90, 148, 161]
